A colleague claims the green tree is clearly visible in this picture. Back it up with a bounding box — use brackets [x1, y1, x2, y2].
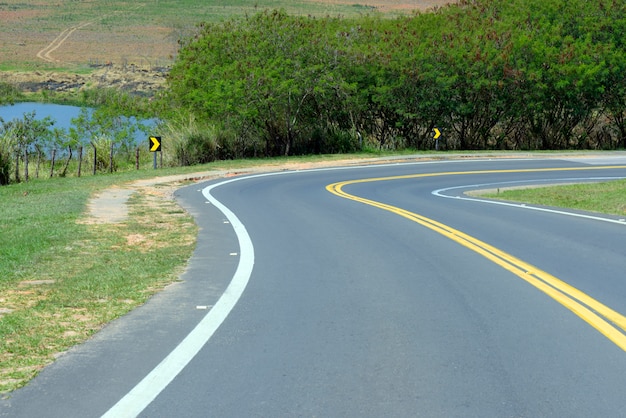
[71, 107, 147, 173]
[0, 117, 15, 185]
[169, 10, 357, 157]
[165, 0, 626, 155]
[2, 112, 54, 182]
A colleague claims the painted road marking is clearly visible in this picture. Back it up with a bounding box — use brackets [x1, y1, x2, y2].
[326, 165, 626, 351]
[102, 161, 626, 417]
[102, 177, 255, 418]
[432, 176, 626, 226]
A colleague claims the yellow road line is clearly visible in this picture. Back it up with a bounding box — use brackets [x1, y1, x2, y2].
[326, 166, 626, 350]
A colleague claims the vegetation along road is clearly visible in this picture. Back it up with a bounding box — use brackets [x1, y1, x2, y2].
[2, 0, 626, 415]
[3, 155, 626, 416]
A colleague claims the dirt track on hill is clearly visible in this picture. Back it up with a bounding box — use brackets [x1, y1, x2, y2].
[36, 21, 96, 64]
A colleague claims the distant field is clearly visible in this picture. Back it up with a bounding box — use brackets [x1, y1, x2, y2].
[0, 0, 450, 72]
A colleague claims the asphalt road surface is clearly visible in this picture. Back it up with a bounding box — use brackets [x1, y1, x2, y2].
[2, 156, 626, 417]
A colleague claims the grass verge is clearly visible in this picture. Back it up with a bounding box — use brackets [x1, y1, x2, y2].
[0, 172, 200, 393]
[481, 179, 626, 216]
[1, 153, 623, 393]
[0, 152, 390, 393]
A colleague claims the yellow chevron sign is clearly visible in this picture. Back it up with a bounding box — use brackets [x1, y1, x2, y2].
[149, 136, 161, 152]
[433, 128, 441, 139]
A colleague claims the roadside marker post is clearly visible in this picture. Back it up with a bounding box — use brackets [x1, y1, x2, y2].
[149, 136, 162, 169]
[433, 128, 441, 150]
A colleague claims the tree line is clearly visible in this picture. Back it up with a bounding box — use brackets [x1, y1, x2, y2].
[165, 0, 626, 159]
[0, 100, 151, 185]
[2, 0, 625, 184]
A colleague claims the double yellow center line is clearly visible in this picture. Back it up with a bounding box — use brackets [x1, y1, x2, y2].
[326, 166, 626, 351]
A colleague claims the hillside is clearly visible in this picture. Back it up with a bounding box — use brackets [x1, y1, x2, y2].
[166, 0, 626, 152]
[0, 0, 451, 94]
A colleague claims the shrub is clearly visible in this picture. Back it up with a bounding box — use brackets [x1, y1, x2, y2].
[91, 136, 118, 173]
[0, 137, 13, 185]
[0, 125, 16, 185]
[181, 131, 218, 165]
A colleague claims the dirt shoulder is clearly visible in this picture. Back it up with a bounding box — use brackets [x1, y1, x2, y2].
[86, 155, 446, 223]
[83, 154, 523, 223]
[85, 159, 378, 223]
[84, 151, 626, 223]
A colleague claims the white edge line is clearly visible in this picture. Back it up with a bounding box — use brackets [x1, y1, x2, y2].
[100, 165, 405, 417]
[101, 167, 359, 417]
[101, 177, 256, 418]
[101, 160, 622, 417]
[432, 177, 626, 225]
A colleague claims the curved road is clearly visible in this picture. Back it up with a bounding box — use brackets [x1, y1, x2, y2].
[2, 156, 626, 417]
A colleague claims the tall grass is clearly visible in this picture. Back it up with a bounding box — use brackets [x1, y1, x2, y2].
[157, 114, 262, 165]
[0, 82, 23, 105]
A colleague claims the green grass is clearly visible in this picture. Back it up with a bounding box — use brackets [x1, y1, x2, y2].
[0, 152, 400, 392]
[1, 152, 624, 393]
[482, 180, 626, 216]
[0, 171, 201, 392]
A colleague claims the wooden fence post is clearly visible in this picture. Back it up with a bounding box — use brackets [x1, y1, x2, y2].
[77, 145, 83, 177]
[109, 142, 114, 173]
[50, 148, 56, 178]
[92, 143, 96, 175]
[14, 151, 20, 183]
[24, 149, 29, 182]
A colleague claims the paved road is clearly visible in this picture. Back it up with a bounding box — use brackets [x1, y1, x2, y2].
[2, 156, 626, 417]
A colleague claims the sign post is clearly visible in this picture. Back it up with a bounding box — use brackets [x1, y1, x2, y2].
[149, 136, 161, 169]
[433, 128, 441, 151]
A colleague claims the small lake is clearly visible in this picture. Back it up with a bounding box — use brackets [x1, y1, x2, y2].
[0, 102, 85, 131]
[0, 102, 155, 144]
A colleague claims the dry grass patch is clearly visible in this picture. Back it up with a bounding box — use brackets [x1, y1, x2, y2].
[0, 183, 198, 393]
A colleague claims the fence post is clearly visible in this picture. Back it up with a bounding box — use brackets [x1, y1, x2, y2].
[15, 151, 20, 183]
[109, 142, 114, 173]
[92, 143, 97, 175]
[77, 145, 83, 177]
[50, 148, 56, 178]
[24, 149, 29, 182]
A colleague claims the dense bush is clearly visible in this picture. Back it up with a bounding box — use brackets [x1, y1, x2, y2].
[167, 0, 626, 154]
[0, 82, 23, 106]
[0, 131, 13, 185]
[2, 0, 625, 180]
